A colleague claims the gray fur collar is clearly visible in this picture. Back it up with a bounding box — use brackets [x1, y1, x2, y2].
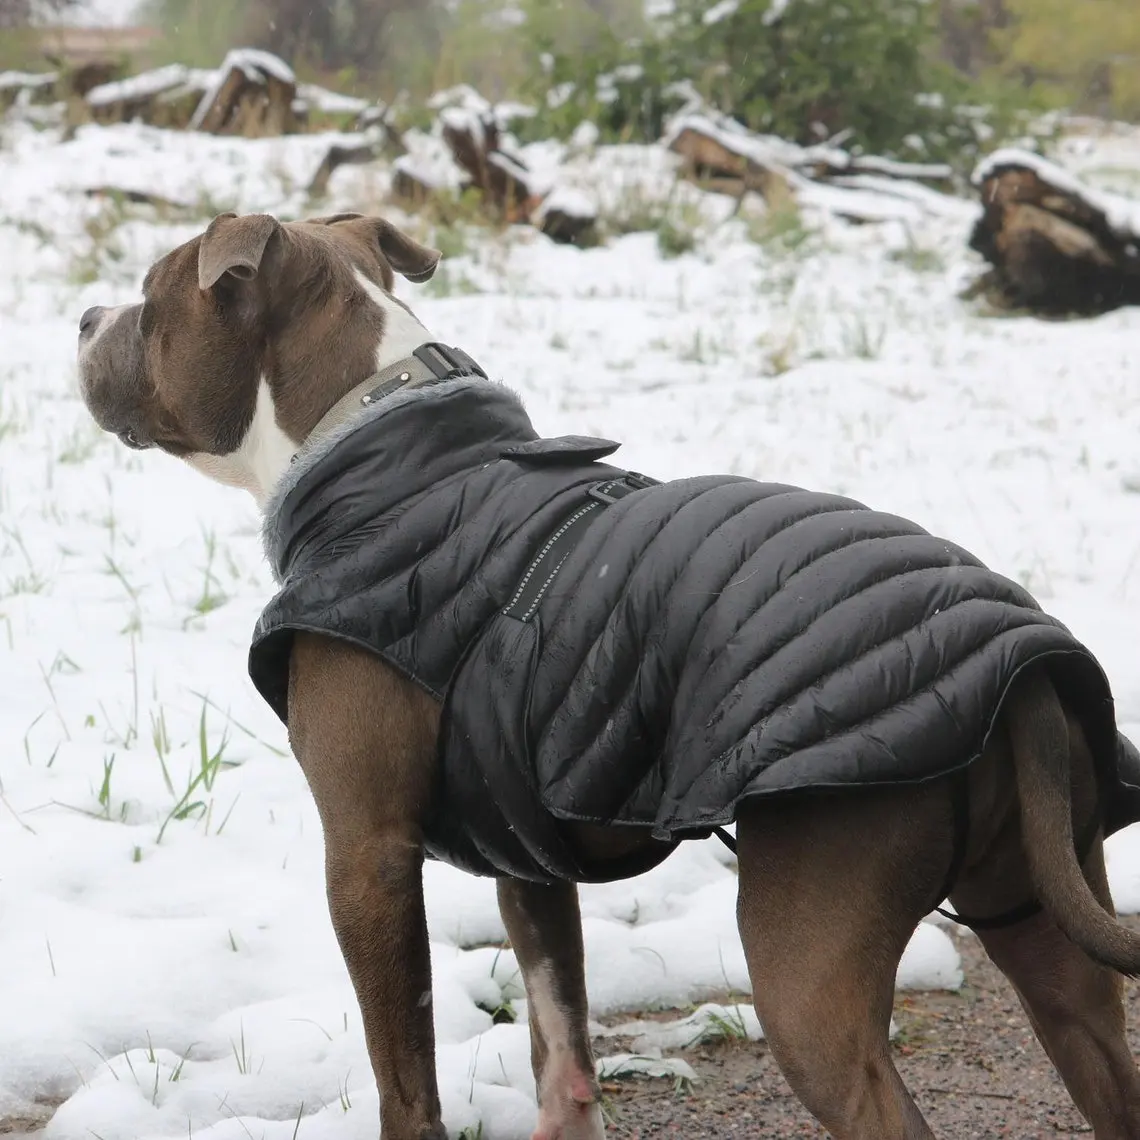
[261, 376, 526, 570]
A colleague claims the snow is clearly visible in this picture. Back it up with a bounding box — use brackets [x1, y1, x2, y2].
[0, 70, 56, 92]
[1, 107, 1140, 1140]
[974, 145, 1140, 237]
[393, 132, 467, 193]
[764, 0, 793, 24]
[703, 0, 740, 24]
[85, 65, 195, 108]
[41, 0, 140, 25]
[844, 155, 953, 181]
[429, 86, 536, 136]
[296, 84, 370, 118]
[664, 111, 850, 174]
[536, 186, 598, 221]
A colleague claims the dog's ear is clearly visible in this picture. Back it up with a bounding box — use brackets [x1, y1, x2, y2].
[198, 213, 281, 291]
[369, 218, 442, 283]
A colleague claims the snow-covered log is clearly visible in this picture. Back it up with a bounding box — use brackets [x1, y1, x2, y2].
[665, 112, 959, 225]
[970, 149, 1140, 313]
[438, 98, 539, 223]
[189, 49, 298, 137]
[0, 70, 57, 112]
[85, 65, 213, 129]
[535, 187, 599, 246]
[666, 114, 952, 192]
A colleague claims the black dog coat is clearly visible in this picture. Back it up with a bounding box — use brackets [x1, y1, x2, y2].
[250, 380, 1140, 883]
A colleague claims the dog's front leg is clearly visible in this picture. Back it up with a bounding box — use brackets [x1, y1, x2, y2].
[324, 833, 443, 1139]
[497, 878, 604, 1140]
[289, 634, 446, 1140]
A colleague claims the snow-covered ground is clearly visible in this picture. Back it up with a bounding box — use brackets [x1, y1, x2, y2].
[1, 113, 1139, 1139]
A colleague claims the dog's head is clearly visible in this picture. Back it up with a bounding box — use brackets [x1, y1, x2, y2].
[76, 211, 441, 502]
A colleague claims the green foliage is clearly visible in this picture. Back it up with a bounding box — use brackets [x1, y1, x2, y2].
[667, 0, 939, 151]
[136, 0, 246, 68]
[513, 0, 1045, 171]
[998, 0, 1140, 120]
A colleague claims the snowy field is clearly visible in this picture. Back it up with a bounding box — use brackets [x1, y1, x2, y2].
[2, 112, 1140, 1139]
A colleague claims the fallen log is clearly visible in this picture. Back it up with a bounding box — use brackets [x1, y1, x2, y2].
[189, 49, 298, 137]
[664, 112, 964, 226]
[666, 115, 805, 204]
[295, 83, 369, 131]
[83, 185, 191, 210]
[85, 64, 212, 128]
[306, 142, 379, 197]
[970, 148, 1140, 313]
[0, 70, 57, 112]
[535, 187, 599, 247]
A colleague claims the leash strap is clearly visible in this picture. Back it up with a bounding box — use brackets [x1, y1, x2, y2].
[502, 472, 659, 622]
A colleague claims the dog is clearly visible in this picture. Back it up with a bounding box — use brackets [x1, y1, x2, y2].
[77, 210, 1140, 1140]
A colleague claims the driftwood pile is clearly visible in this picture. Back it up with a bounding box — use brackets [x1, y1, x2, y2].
[315, 90, 599, 245]
[1, 48, 366, 135]
[5, 49, 1140, 313]
[969, 149, 1140, 313]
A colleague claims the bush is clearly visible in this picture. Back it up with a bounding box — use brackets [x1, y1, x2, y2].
[514, 0, 1044, 172]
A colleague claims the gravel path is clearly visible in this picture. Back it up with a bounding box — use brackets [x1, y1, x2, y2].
[600, 917, 1140, 1138]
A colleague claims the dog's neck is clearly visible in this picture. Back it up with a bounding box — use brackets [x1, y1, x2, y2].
[189, 270, 434, 510]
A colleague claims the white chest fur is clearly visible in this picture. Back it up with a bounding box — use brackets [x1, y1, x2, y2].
[184, 378, 298, 506]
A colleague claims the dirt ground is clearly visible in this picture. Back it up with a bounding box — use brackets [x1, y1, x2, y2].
[598, 916, 1140, 1139]
[5, 919, 1139, 1137]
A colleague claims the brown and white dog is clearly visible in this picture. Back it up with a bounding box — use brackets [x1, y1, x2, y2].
[77, 211, 1140, 1140]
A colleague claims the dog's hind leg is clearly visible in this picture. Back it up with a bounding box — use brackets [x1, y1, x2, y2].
[497, 878, 604, 1140]
[735, 789, 949, 1139]
[948, 695, 1140, 1139]
[952, 823, 1140, 1134]
[963, 879, 1140, 1140]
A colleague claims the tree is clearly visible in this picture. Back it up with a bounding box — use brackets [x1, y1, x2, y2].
[248, 0, 427, 76]
[936, 0, 1010, 75]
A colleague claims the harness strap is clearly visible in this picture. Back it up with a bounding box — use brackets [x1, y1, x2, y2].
[936, 780, 1107, 931]
[714, 827, 737, 853]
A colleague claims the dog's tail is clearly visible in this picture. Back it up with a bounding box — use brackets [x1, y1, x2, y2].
[1008, 668, 1140, 976]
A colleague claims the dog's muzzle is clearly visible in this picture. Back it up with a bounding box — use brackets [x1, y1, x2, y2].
[76, 302, 154, 450]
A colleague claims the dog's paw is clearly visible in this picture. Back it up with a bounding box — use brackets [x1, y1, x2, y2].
[533, 1070, 605, 1140]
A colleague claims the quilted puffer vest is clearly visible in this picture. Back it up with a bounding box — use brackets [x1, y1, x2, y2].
[250, 380, 1140, 883]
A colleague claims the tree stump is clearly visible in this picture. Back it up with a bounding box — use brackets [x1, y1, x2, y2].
[970, 149, 1140, 313]
[189, 49, 298, 137]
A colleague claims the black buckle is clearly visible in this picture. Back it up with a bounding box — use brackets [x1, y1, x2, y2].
[586, 472, 657, 506]
[413, 342, 488, 381]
